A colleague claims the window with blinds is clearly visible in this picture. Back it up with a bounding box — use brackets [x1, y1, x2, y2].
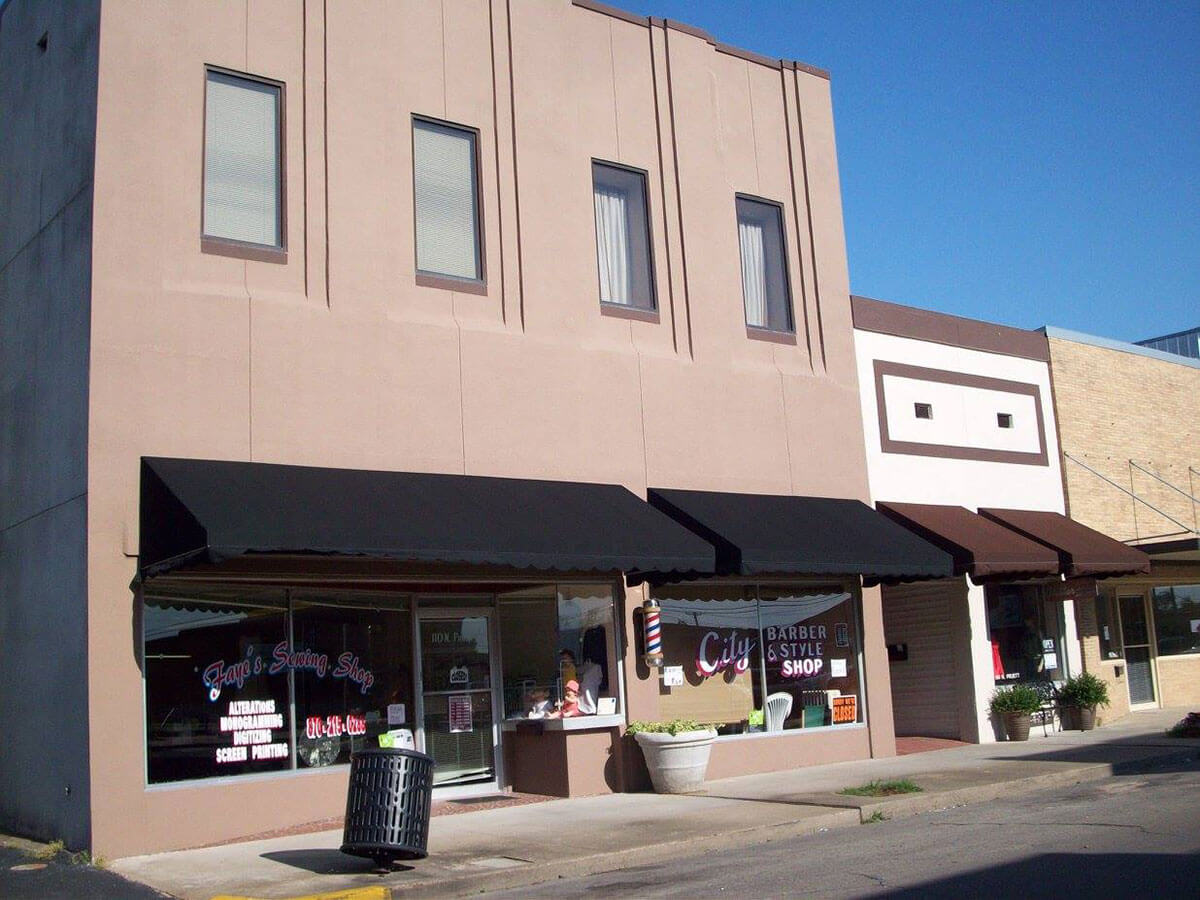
[413, 118, 482, 282]
[592, 161, 655, 311]
[203, 70, 283, 249]
[735, 196, 793, 334]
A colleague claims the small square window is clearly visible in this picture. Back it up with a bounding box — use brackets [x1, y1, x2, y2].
[997, 413, 1013, 428]
[914, 403, 933, 419]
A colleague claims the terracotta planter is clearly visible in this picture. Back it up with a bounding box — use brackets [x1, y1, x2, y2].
[1078, 706, 1097, 731]
[1059, 705, 1080, 731]
[633, 729, 717, 793]
[1002, 711, 1032, 741]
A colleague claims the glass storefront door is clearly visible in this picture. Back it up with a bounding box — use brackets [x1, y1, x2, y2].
[416, 609, 499, 789]
[1118, 595, 1157, 707]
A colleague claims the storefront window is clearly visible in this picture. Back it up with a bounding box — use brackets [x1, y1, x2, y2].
[144, 589, 290, 784]
[498, 583, 618, 718]
[987, 584, 1067, 684]
[143, 587, 412, 785]
[652, 584, 864, 735]
[1095, 593, 1124, 660]
[761, 589, 863, 730]
[291, 597, 413, 768]
[656, 586, 762, 734]
[1151, 584, 1200, 657]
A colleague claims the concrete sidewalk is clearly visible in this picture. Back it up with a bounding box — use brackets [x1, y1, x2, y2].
[110, 708, 1200, 900]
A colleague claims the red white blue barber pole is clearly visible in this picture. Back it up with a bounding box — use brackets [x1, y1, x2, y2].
[642, 599, 663, 667]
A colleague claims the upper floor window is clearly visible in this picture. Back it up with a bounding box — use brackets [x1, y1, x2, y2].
[592, 161, 655, 312]
[203, 69, 284, 255]
[736, 196, 794, 334]
[413, 117, 482, 284]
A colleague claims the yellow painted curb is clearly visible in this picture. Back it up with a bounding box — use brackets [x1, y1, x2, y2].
[211, 887, 391, 900]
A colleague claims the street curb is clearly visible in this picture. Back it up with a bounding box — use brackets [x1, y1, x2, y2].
[849, 747, 1200, 823]
[393, 746, 1200, 897]
[391, 807, 861, 897]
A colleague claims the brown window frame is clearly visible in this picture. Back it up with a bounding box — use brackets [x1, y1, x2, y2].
[591, 158, 659, 319]
[200, 66, 288, 264]
[735, 193, 797, 341]
[411, 115, 487, 294]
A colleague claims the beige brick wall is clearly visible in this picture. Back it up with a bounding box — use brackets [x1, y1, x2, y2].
[1073, 592, 1132, 723]
[1048, 337, 1200, 541]
[1156, 655, 1200, 707]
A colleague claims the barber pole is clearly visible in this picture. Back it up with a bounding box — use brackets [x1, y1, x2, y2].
[642, 599, 663, 667]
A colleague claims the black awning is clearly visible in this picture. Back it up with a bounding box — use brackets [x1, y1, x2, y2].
[646, 488, 954, 580]
[139, 458, 715, 579]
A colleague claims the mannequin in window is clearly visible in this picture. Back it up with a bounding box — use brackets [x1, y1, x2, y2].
[548, 680, 581, 718]
[576, 656, 604, 715]
[558, 649, 578, 691]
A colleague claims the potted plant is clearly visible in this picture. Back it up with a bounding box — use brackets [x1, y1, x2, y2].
[626, 719, 717, 793]
[989, 684, 1042, 741]
[1058, 672, 1110, 731]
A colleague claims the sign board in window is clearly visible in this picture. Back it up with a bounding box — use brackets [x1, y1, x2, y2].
[832, 694, 857, 725]
[448, 694, 473, 733]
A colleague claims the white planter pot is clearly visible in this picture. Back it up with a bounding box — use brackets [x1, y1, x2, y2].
[633, 729, 717, 794]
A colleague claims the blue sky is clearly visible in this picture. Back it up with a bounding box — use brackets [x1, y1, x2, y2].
[618, 0, 1199, 342]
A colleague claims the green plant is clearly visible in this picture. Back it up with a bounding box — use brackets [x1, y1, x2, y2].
[1167, 712, 1200, 737]
[989, 684, 1042, 716]
[626, 719, 704, 736]
[863, 810, 889, 824]
[31, 840, 64, 861]
[839, 779, 922, 797]
[1058, 673, 1110, 709]
[69, 849, 106, 867]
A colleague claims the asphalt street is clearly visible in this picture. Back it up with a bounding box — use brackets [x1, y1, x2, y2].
[0, 845, 174, 900]
[483, 756, 1200, 899]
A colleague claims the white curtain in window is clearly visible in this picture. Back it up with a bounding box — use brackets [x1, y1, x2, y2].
[413, 121, 480, 280]
[739, 220, 767, 327]
[204, 72, 280, 247]
[594, 186, 631, 304]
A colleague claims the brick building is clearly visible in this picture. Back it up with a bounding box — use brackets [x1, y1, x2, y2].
[1045, 328, 1200, 717]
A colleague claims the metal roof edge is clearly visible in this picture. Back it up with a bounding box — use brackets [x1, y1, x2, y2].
[1040, 326, 1200, 371]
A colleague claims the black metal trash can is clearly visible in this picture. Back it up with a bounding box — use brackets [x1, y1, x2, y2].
[341, 747, 435, 866]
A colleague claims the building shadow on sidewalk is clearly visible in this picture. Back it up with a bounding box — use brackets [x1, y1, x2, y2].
[882, 852, 1200, 898]
[261, 848, 413, 875]
[984, 732, 1200, 773]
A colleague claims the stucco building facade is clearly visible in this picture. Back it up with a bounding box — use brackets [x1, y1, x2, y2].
[2, 0, 963, 858]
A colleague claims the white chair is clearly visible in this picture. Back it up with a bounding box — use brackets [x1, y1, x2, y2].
[764, 692, 794, 732]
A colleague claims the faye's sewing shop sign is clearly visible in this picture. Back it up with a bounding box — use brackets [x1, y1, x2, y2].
[202, 641, 375, 701]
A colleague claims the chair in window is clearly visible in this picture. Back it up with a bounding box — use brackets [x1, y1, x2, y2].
[765, 692, 794, 732]
[800, 689, 840, 728]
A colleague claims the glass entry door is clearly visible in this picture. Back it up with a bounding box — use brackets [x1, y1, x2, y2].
[416, 610, 499, 789]
[1118, 595, 1157, 707]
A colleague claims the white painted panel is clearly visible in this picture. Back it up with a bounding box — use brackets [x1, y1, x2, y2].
[883, 376, 1041, 453]
[853, 329, 1067, 513]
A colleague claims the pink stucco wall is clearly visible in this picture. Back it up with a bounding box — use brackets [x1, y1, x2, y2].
[86, 1, 876, 856]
